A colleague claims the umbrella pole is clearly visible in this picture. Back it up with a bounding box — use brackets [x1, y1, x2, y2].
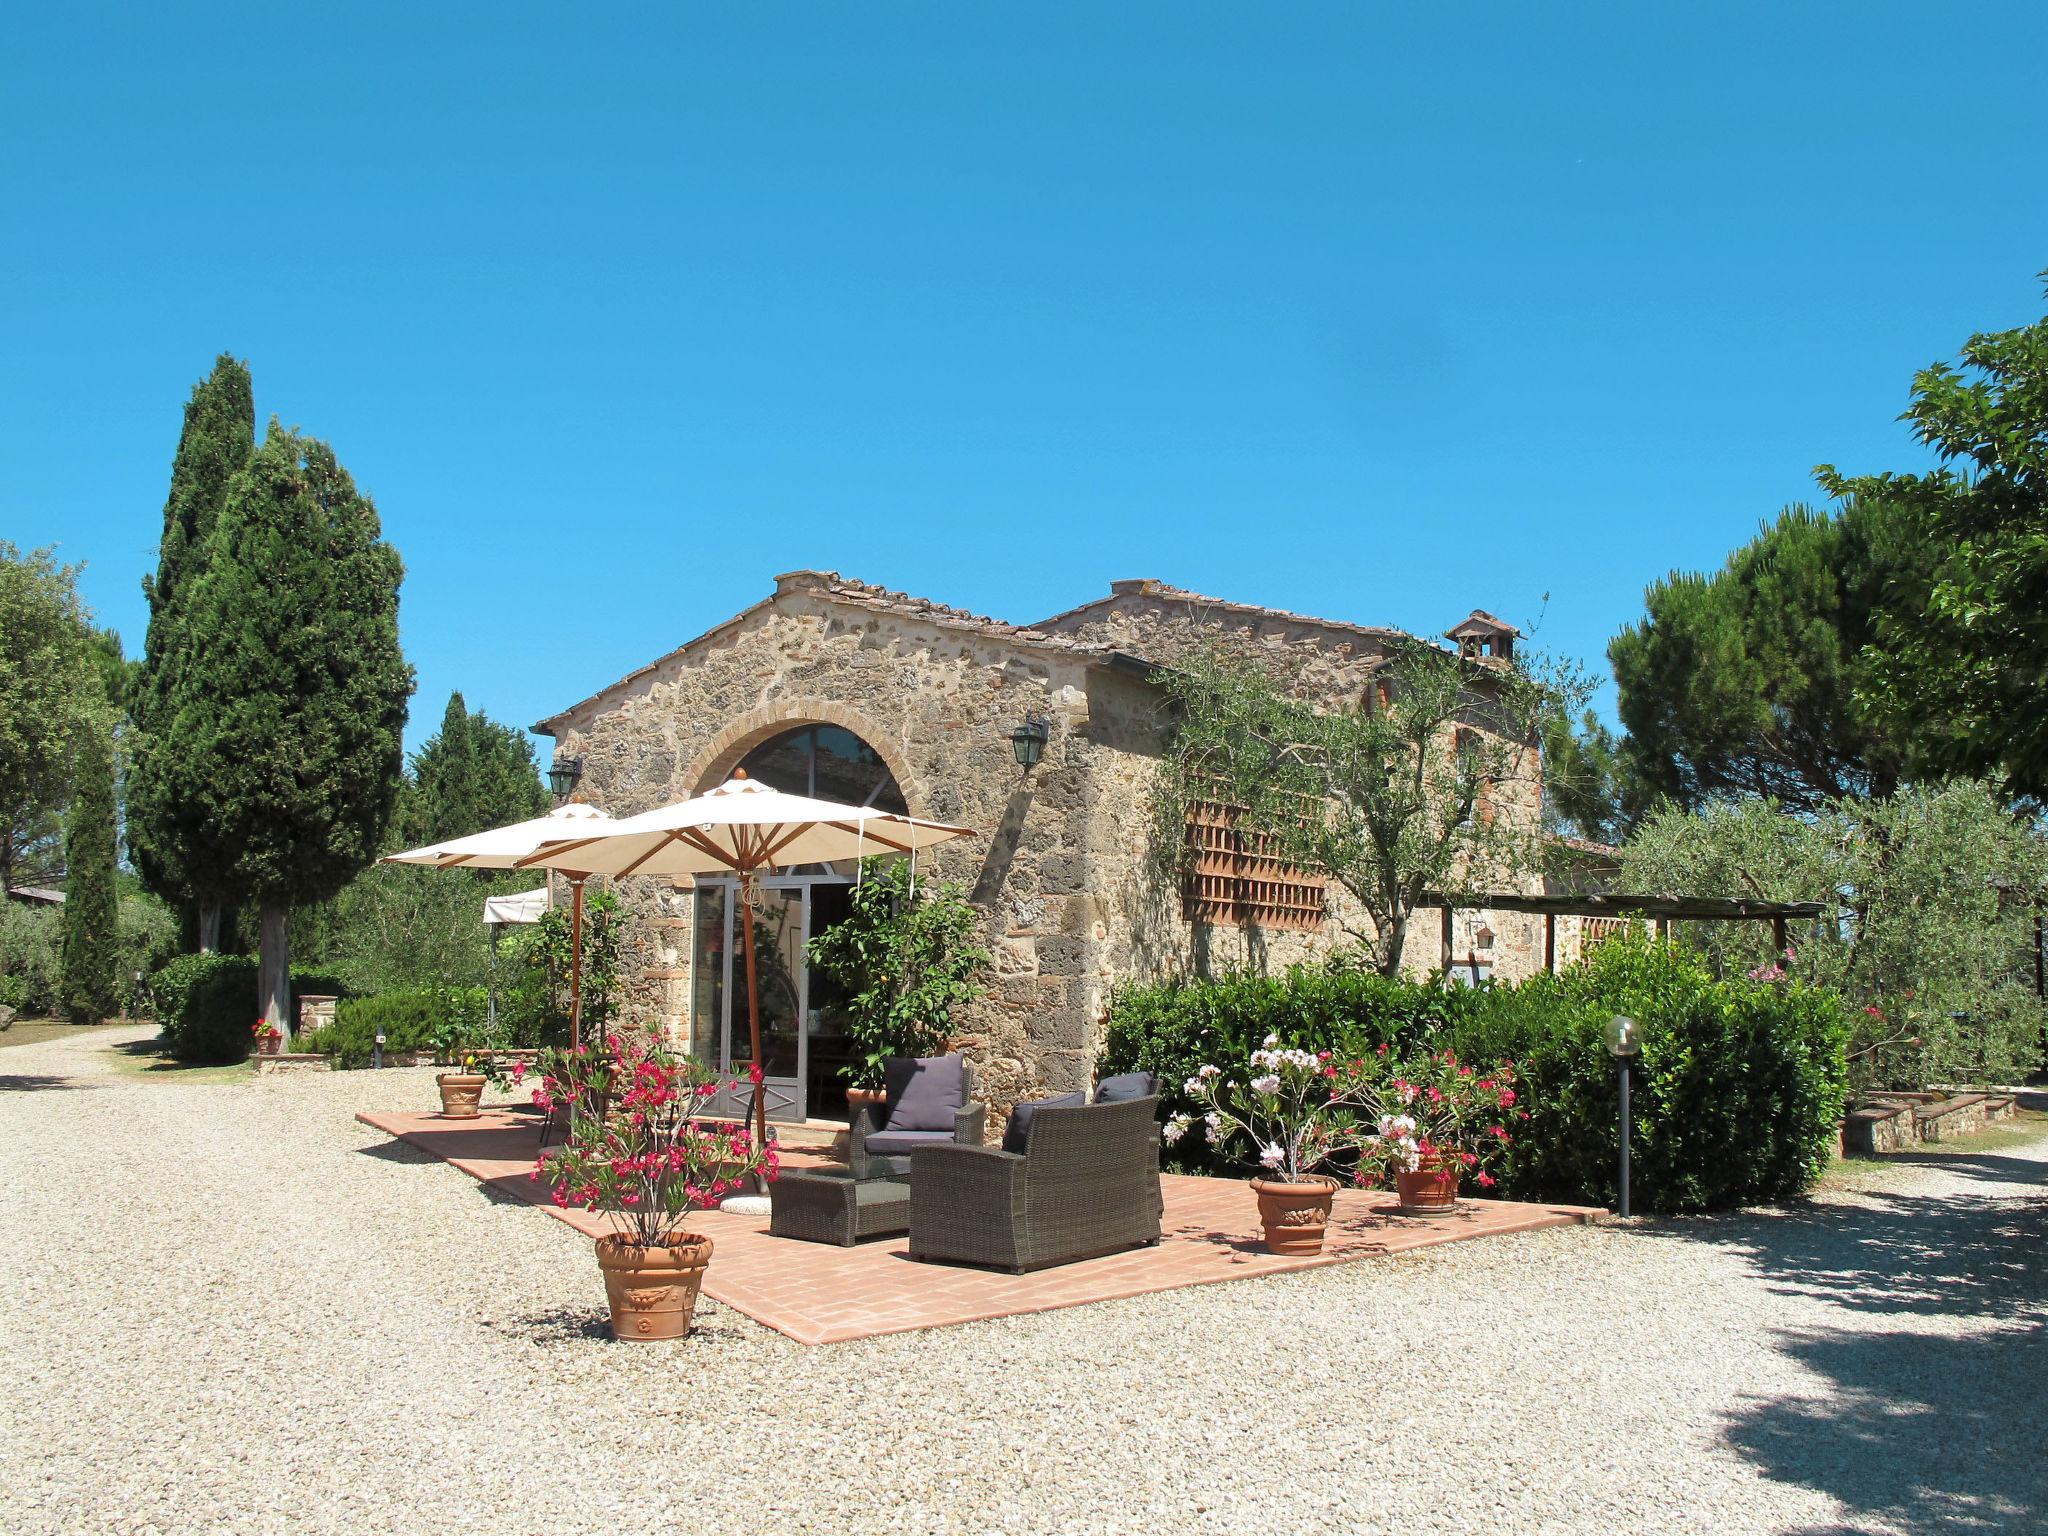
[569, 875, 586, 1049]
[739, 871, 768, 1170]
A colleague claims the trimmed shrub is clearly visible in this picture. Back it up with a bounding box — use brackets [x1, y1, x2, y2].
[156, 954, 255, 1062]
[1103, 956, 1483, 1124]
[1102, 933, 1850, 1214]
[1453, 939, 1851, 1212]
[157, 955, 354, 1063]
[322, 985, 486, 1069]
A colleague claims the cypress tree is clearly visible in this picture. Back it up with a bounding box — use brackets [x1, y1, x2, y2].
[178, 423, 414, 1027]
[415, 692, 480, 843]
[128, 355, 255, 948]
[402, 692, 548, 846]
[58, 726, 121, 1022]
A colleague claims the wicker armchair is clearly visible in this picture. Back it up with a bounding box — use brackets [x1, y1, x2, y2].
[847, 1054, 986, 1180]
[907, 1095, 1163, 1273]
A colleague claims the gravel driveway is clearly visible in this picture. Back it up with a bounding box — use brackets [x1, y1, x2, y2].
[2, 1026, 2041, 1535]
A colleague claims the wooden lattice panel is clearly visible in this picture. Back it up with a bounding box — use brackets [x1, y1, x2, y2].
[1182, 802, 1327, 932]
[1580, 916, 1630, 952]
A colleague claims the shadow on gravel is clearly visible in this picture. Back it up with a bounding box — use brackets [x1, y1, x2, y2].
[0, 1073, 96, 1092]
[486, 1302, 757, 1350]
[1728, 1322, 2046, 1534]
[1647, 1167, 2047, 1529]
[1850, 1149, 2048, 1187]
[110, 1037, 238, 1074]
[353, 1138, 546, 1211]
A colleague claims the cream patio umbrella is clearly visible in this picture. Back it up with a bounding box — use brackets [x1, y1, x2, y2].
[513, 769, 974, 1154]
[381, 801, 614, 1045]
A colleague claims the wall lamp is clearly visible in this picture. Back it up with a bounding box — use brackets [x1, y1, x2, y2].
[548, 755, 585, 800]
[1009, 717, 1050, 770]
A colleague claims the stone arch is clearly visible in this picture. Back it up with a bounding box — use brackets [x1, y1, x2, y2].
[685, 697, 931, 815]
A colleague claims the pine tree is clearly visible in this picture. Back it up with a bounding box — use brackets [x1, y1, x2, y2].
[177, 423, 414, 1026]
[128, 355, 255, 947]
[1610, 500, 1936, 813]
[58, 726, 121, 1022]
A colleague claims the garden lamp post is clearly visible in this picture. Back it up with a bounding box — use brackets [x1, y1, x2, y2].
[1605, 1014, 1640, 1217]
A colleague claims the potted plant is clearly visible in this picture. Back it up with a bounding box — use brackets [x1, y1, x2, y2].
[429, 992, 500, 1118]
[806, 858, 989, 1106]
[251, 1018, 284, 1058]
[533, 1029, 777, 1341]
[1352, 1047, 1521, 1213]
[1166, 1035, 1360, 1255]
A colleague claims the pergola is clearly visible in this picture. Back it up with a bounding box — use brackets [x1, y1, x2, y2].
[1423, 891, 1828, 975]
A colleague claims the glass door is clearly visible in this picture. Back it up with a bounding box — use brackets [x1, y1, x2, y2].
[692, 877, 809, 1122]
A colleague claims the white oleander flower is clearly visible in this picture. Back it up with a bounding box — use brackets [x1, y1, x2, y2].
[1163, 1113, 1192, 1145]
[1250, 1074, 1281, 1097]
[1259, 1142, 1286, 1169]
[1203, 1111, 1223, 1139]
[1263, 1033, 1281, 1048]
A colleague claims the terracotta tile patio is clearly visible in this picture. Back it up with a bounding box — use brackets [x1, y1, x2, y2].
[357, 1106, 1603, 1344]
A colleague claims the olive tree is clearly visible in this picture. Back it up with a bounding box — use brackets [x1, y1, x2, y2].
[1156, 641, 1569, 978]
[1620, 781, 2048, 1087]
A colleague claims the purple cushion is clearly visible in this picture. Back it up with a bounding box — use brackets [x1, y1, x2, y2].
[883, 1054, 967, 1133]
[864, 1129, 956, 1156]
[1001, 1091, 1086, 1155]
[1093, 1071, 1157, 1105]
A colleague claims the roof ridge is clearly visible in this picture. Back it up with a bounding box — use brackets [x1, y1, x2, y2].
[1035, 577, 1420, 644]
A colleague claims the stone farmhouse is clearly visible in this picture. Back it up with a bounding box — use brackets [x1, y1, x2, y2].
[534, 571, 1570, 1125]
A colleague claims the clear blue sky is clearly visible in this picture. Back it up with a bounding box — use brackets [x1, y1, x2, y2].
[6, 3, 2045, 758]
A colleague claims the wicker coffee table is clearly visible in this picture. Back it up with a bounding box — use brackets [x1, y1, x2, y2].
[769, 1168, 912, 1246]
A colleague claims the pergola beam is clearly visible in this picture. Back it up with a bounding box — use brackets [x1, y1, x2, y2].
[1422, 891, 1825, 922]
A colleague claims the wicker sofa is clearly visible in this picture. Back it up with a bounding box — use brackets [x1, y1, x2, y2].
[906, 1095, 1164, 1273]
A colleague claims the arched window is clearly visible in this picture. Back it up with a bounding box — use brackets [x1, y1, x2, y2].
[735, 723, 908, 814]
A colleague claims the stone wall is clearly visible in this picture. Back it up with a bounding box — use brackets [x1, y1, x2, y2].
[1041, 582, 1553, 988]
[538, 574, 1566, 1120]
[539, 577, 1148, 1111]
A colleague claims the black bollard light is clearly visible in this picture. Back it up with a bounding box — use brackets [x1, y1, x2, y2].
[373, 1028, 386, 1071]
[1604, 1015, 1640, 1217]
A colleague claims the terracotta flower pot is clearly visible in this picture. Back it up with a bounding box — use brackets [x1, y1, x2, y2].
[596, 1232, 714, 1341]
[436, 1073, 486, 1119]
[1250, 1175, 1340, 1255]
[255, 1032, 283, 1057]
[1395, 1163, 1462, 1214]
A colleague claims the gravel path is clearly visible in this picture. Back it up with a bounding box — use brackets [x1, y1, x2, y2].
[2, 1026, 2042, 1535]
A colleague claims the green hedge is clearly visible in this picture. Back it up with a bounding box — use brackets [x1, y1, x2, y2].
[156, 955, 351, 1063]
[1102, 933, 1851, 1214]
[322, 986, 486, 1069]
[319, 982, 552, 1069]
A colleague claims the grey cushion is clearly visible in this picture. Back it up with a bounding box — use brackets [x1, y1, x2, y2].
[1093, 1071, 1157, 1105]
[1001, 1092, 1086, 1155]
[864, 1129, 956, 1156]
[884, 1054, 967, 1133]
